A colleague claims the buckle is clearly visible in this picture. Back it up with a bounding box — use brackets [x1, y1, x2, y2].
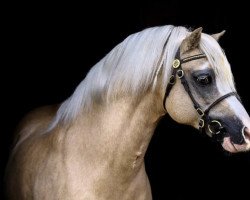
[208, 120, 222, 135]
[172, 59, 180, 68]
[169, 75, 175, 85]
[196, 108, 204, 116]
[177, 70, 184, 78]
[198, 119, 205, 128]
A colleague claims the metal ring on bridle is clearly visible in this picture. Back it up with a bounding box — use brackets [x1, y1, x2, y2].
[177, 70, 184, 78]
[208, 120, 222, 135]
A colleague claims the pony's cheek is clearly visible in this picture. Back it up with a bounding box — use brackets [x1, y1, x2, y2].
[165, 86, 197, 125]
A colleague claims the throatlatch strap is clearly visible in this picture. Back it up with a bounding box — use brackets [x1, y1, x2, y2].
[163, 70, 178, 110]
[162, 30, 174, 110]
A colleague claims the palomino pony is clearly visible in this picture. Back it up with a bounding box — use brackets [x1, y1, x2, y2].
[5, 25, 250, 199]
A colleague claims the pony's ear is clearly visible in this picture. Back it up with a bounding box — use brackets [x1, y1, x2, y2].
[211, 30, 226, 41]
[180, 27, 202, 54]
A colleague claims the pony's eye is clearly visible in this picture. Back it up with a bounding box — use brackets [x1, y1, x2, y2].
[196, 75, 212, 86]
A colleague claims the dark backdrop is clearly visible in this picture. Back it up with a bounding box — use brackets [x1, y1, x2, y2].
[2, 1, 250, 199]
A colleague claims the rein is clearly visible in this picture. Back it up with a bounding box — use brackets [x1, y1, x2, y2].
[163, 48, 240, 141]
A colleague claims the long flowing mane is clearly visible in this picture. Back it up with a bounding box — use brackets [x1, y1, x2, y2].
[48, 25, 235, 130]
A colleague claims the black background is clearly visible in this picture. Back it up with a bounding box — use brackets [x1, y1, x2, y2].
[2, 1, 250, 199]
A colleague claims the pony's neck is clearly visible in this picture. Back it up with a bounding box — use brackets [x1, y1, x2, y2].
[65, 91, 165, 176]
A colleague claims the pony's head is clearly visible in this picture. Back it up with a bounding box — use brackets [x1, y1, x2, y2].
[51, 25, 250, 153]
[165, 28, 250, 153]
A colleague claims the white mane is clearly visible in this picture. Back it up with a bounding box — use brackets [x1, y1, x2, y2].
[48, 25, 235, 130]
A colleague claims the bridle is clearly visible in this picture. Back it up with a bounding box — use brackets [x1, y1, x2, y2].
[163, 48, 240, 142]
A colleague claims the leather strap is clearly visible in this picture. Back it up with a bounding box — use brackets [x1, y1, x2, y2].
[204, 92, 236, 114]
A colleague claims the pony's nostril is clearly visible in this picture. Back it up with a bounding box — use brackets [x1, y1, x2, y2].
[242, 127, 250, 141]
